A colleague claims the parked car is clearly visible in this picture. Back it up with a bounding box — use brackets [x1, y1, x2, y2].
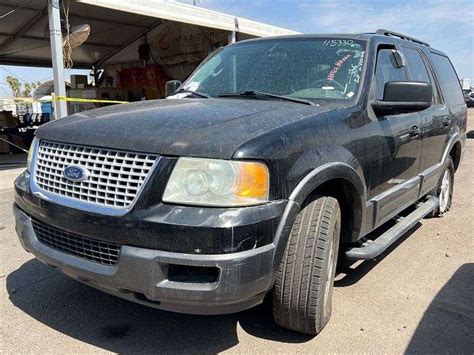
[14, 29, 467, 335]
[464, 91, 474, 107]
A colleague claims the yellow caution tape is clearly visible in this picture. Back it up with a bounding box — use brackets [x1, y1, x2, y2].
[53, 96, 129, 104]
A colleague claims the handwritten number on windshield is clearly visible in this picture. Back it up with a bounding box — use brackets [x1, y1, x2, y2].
[323, 39, 354, 47]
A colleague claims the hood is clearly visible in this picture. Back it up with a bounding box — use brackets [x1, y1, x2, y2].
[36, 98, 338, 159]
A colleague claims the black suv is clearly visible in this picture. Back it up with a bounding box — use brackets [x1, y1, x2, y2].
[14, 29, 467, 335]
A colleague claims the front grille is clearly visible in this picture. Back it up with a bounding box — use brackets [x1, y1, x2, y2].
[34, 140, 158, 209]
[32, 219, 121, 265]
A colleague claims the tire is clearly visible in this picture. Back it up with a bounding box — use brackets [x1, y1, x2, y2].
[429, 156, 454, 217]
[272, 195, 341, 335]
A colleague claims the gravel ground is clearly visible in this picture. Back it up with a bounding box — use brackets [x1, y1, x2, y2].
[1, 110, 473, 354]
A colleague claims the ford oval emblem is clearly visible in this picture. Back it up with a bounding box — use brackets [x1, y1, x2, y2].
[63, 165, 90, 182]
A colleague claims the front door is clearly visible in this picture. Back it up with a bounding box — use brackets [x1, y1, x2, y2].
[368, 48, 423, 225]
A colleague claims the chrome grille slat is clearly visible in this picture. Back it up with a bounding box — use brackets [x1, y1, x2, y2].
[34, 140, 158, 209]
[32, 220, 121, 265]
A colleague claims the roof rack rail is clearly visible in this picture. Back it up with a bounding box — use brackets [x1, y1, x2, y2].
[375, 29, 430, 47]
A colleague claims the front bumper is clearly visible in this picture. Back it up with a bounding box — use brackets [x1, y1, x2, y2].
[14, 169, 285, 255]
[14, 204, 276, 314]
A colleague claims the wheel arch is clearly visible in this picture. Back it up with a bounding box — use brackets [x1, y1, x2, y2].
[449, 140, 462, 171]
[441, 131, 464, 172]
[307, 178, 362, 246]
[272, 162, 367, 272]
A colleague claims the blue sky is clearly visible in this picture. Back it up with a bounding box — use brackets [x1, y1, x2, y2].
[195, 0, 473, 78]
[1, 0, 473, 96]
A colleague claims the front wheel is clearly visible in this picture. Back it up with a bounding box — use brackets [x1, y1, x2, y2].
[272, 195, 341, 335]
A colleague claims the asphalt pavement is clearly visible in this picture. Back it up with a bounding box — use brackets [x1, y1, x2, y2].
[1, 111, 473, 354]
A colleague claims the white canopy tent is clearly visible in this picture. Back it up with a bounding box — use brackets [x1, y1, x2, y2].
[0, 0, 298, 118]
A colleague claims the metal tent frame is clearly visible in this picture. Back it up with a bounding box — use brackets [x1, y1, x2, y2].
[0, 0, 298, 118]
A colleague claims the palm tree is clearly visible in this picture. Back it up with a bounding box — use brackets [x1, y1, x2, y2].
[6, 76, 20, 97]
[22, 83, 32, 97]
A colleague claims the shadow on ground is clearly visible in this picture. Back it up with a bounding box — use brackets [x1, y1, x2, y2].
[6, 259, 312, 353]
[406, 263, 474, 353]
[335, 223, 421, 287]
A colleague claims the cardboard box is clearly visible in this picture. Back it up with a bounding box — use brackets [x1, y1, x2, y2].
[12, 135, 26, 149]
[0, 134, 11, 153]
[71, 75, 88, 89]
[0, 111, 16, 128]
[0, 134, 27, 153]
[0, 111, 16, 153]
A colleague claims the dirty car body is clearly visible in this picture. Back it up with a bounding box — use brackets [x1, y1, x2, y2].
[14, 33, 467, 319]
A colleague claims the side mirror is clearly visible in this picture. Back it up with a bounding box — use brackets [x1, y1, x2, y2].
[165, 80, 182, 97]
[372, 81, 432, 116]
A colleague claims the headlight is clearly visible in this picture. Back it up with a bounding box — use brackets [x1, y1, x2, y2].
[27, 137, 38, 172]
[163, 158, 269, 207]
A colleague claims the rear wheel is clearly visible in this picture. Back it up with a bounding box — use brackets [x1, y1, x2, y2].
[429, 156, 454, 217]
[272, 195, 341, 335]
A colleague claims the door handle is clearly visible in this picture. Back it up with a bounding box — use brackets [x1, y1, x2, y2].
[442, 117, 451, 127]
[409, 125, 421, 138]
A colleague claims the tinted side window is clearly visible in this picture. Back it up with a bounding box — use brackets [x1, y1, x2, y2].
[404, 47, 441, 103]
[430, 53, 465, 106]
[404, 48, 431, 82]
[375, 49, 407, 100]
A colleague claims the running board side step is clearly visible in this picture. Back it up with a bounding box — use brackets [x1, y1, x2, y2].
[345, 196, 439, 260]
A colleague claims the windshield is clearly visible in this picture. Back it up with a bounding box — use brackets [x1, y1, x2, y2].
[182, 38, 366, 101]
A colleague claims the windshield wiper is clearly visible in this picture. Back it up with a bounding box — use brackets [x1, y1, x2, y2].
[218, 90, 315, 106]
[175, 88, 211, 98]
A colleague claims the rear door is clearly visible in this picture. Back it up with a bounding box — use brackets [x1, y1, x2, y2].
[428, 52, 467, 151]
[402, 47, 450, 175]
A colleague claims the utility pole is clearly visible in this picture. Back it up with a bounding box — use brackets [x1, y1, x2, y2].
[229, 17, 238, 44]
[228, 31, 236, 44]
[48, 0, 67, 119]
